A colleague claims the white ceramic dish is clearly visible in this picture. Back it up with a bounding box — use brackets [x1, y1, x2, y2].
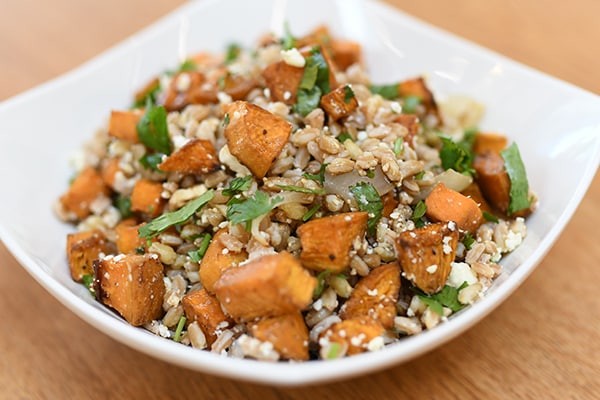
[1, 0, 599, 386]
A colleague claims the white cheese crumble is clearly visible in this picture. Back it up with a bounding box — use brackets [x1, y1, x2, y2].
[280, 48, 306, 67]
[426, 264, 438, 274]
[447, 262, 478, 287]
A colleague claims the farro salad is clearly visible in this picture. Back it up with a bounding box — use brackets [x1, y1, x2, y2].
[55, 25, 535, 361]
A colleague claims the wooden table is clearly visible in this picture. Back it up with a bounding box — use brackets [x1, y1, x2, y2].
[1, 0, 599, 398]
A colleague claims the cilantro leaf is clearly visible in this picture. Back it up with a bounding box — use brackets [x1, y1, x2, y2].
[412, 200, 427, 228]
[226, 191, 283, 230]
[461, 231, 475, 250]
[482, 211, 499, 223]
[225, 43, 241, 65]
[313, 270, 331, 298]
[302, 203, 321, 222]
[114, 195, 132, 219]
[418, 295, 444, 316]
[350, 182, 383, 236]
[187, 233, 212, 262]
[222, 175, 252, 197]
[132, 80, 161, 108]
[139, 153, 165, 171]
[369, 83, 399, 100]
[276, 184, 326, 195]
[173, 316, 187, 342]
[294, 48, 330, 116]
[138, 190, 214, 238]
[295, 86, 322, 117]
[500, 142, 532, 215]
[337, 132, 352, 143]
[416, 282, 469, 316]
[393, 137, 403, 156]
[439, 135, 475, 176]
[402, 95, 422, 114]
[137, 100, 172, 155]
[281, 22, 296, 50]
[343, 85, 355, 104]
[302, 163, 328, 186]
[82, 274, 96, 296]
[178, 59, 197, 72]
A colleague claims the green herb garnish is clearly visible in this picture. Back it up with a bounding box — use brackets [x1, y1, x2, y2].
[114, 195, 133, 219]
[350, 182, 383, 236]
[139, 153, 165, 171]
[226, 191, 283, 231]
[133, 80, 161, 108]
[281, 22, 296, 50]
[302, 163, 328, 186]
[439, 135, 475, 176]
[222, 175, 252, 198]
[393, 137, 403, 156]
[414, 171, 425, 180]
[82, 274, 95, 296]
[482, 211, 500, 223]
[302, 203, 321, 222]
[337, 132, 352, 143]
[461, 232, 475, 250]
[369, 83, 399, 100]
[137, 99, 172, 155]
[327, 342, 341, 359]
[222, 112, 230, 127]
[173, 316, 187, 342]
[500, 142, 532, 215]
[416, 282, 469, 316]
[178, 59, 197, 72]
[138, 190, 214, 239]
[294, 48, 330, 116]
[276, 185, 326, 195]
[224, 43, 241, 64]
[187, 234, 212, 262]
[402, 95, 422, 114]
[313, 270, 331, 298]
[412, 200, 427, 220]
[343, 85, 355, 104]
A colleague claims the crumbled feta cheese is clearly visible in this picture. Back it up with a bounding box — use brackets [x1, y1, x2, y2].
[426, 264, 438, 274]
[447, 262, 478, 287]
[280, 48, 306, 67]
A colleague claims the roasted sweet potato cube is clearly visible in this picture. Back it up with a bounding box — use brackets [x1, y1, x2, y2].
[261, 61, 304, 104]
[250, 312, 310, 361]
[134, 77, 160, 107]
[330, 39, 362, 71]
[319, 85, 358, 121]
[60, 166, 110, 220]
[93, 254, 165, 326]
[472, 149, 515, 216]
[297, 212, 368, 273]
[320, 316, 385, 356]
[115, 218, 147, 254]
[163, 71, 215, 111]
[108, 109, 143, 143]
[396, 222, 459, 295]
[212, 252, 316, 322]
[461, 182, 494, 216]
[66, 230, 115, 282]
[100, 157, 121, 189]
[130, 179, 165, 217]
[199, 229, 248, 293]
[339, 263, 401, 329]
[381, 192, 399, 219]
[182, 288, 233, 346]
[221, 74, 258, 101]
[223, 101, 293, 178]
[295, 25, 332, 51]
[425, 183, 483, 233]
[158, 139, 220, 175]
[398, 77, 440, 121]
[473, 132, 508, 155]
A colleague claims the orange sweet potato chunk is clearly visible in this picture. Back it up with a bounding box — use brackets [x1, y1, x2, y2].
[114, 218, 148, 254]
[250, 312, 310, 361]
[158, 139, 220, 175]
[330, 39, 362, 71]
[297, 212, 368, 273]
[223, 101, 293, 178]
[93, 253, 165, 326]
[473, 132, 508, 155]
[398, 77, 440, 121]
[212, 252, 316, 322]
[182, 288, 233, 346]
[100, 157, 121, 189]
[396, 222, 459, 295]
[320, 316, 385, 356]
[425, 183, 483, 233]
[130, 179, 165, 218]
[108, 109, 143, 143]
[319, 85, 358, 121]
[472, 150, 512, 215]
[60, 166, 110, 220]
[339, 263, 401, 329]
[262, 61, 304, 105]
[199, 229, 248, 294]
[66, 230, 115, 282]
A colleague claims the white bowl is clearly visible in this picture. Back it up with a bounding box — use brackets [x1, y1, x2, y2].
[1, 0, 599, 386]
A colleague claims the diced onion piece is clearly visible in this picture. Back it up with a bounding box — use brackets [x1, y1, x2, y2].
[324, 167, 393, 203]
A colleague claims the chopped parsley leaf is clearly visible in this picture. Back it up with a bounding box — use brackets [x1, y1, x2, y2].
[276, 184, 326, 195]
[114, 195, 133, 219]
[132, 80, 161, 108]
[137, 99, 172, 155]
[187, 234, 212, 262]
[414, 171, 425, 180]
[302, 163, 328, 186]
[222, 112, 230, 127]
[178, 59, 197, 72]
[295, 86, 322, 116]
[343, 85, 355, 104]
[412, 200, 427, 220]
[224, 43, 241, 64]
[461, 231, 475, 250]
[281, 22, 296, 50]
[173, 316, 187, 342]
[138, 190, 214, 238]
[313, 270, 331, 298]
[393, 137, 403, 156]
[222, 175, 252, 198]
[482, 211, 499, 223]
[349, 182, 383, 236]
[82, 274, 95, 296]
[337, 132, 352, 143]
[302, 203, 321, 222]
[366, 169, 375, 178]
[500, 142, 532, 215]
[294, 49, 330, 116]
[402, 95, 422, 114]
[226, 191, 283, 231]
[415, 282, 469, 316]
[139, 153, 165, 171]
[439, 135, 475, 176]
[369, 83, 399, 100]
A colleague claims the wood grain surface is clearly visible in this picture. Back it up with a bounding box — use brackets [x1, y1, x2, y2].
[1, 0, 599, 398]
